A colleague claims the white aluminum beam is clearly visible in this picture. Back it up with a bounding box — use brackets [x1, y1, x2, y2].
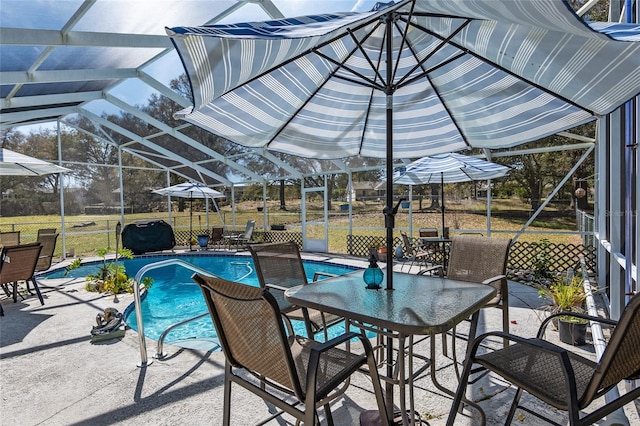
[0, 105, 80, 123]
[0, 28, 171, 48]
[103, 93, 263, 181]
[2, 68, 138, 84]
[513, 144, 594, 241]
[79, 109, 231, 184]
[137, 71, 191, 108]
[1, 91, 102, 109]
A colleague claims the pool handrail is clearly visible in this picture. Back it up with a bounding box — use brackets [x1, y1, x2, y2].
[155, 311, 220, 359]
[133, 258, 216, 368]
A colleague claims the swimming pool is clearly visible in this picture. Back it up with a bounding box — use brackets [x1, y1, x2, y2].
[44, 253, 361, 350]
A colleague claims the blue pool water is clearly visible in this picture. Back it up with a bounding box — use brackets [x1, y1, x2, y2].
[43, 253, 360, 348]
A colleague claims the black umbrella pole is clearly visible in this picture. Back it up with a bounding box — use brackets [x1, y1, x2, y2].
[441, 172, 446, 235]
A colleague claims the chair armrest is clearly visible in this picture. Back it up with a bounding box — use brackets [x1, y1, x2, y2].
[312, 271, 338, 282]
[481, 274, 506, 285]
[418, 265, 443, 277]
[537, 311, 618, 338]
[305, 331, 365, 400]
[265, 283, 290, 293]
[312, 331, 360, 354]
[471, 330, 570, 358]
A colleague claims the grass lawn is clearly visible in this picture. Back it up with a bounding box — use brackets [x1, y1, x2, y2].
[0, 197, 585, 257]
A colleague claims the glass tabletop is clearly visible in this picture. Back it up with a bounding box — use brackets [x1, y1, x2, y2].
[285, 270, 496, 336]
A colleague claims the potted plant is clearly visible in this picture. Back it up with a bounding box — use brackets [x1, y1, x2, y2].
[65, 248, 153, 295]
[538, 272, 587, 345]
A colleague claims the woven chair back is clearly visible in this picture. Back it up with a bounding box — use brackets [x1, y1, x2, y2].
[193, 274, 299, 393]
[35, 233, 59, 272]
[0, 243, 42, 284]
[585, 293, 640, 403]
[400, 232, 417, 257]
[249, 242, 308, 311]
[446, 235, 511, 297]
[36, 228, 56, 239]
[210, 227, 224, 242]
[0, 231, 20, 246]
[249, 242, 308, 289]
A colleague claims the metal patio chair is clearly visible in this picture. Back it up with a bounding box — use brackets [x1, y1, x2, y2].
[248, 242, 343, 340]
[447, 292, 640, 426]
[192, 273, 389, 426]
[209, 227, 224, 249]
[0, 231, 20, 246]
[399, 231, 433, 272]
[421, 235, 512, 348]
[0, 242, 44, 305]
[35, 232, 59, 272]
[225, 220, 255, 250]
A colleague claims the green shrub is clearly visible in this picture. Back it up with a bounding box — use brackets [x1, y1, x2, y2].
[66, 247, 153, 294]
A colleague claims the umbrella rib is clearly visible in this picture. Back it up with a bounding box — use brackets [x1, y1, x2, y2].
[313, 19, 388, 92]
[265, 63, 339, 149]
[315, 51, 385, 91]
[213, 9, 398, 99]
[388, 1, 417, 87]
[395, 18, 471, 89]
[268, 18, 391, 148]
[393, 19, 472, 149]
[409, 19, 594, 115]
[355, 22, 386, 157]
[347, 26, 386, 87]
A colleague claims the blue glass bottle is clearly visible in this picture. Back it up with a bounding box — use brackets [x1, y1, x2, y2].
[363, 253, 383, 289]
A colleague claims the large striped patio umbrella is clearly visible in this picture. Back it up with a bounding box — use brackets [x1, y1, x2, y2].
[167, 0, 640, 290]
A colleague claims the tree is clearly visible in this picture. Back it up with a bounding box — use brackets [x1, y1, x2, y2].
[495, 123, 595, 212]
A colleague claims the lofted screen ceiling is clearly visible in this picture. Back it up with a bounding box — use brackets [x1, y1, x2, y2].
[0, 0, 609, 187]
[1, 0, 390, 187]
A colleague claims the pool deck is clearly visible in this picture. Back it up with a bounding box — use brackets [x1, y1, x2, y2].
[1, 250, 639, 425]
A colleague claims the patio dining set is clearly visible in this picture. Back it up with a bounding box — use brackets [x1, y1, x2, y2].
[192, 238, 640, 426]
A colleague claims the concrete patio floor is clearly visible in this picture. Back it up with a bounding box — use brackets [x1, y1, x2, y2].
[1, 253, 639, 426]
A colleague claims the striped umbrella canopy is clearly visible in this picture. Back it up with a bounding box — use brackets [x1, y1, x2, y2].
[152, 182, 225, 200]
[390, 153, 510, 237]
[392, 153, 510, 185]
[0, 148, 70, 176]
[153, 182, 225, 249]
[167, 0, 640, 290]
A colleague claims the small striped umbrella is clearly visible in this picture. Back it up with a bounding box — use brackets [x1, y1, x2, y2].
[153, 182, 225, 250]
[390, 153, 510, 238]
[0, 148, 70, 176]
